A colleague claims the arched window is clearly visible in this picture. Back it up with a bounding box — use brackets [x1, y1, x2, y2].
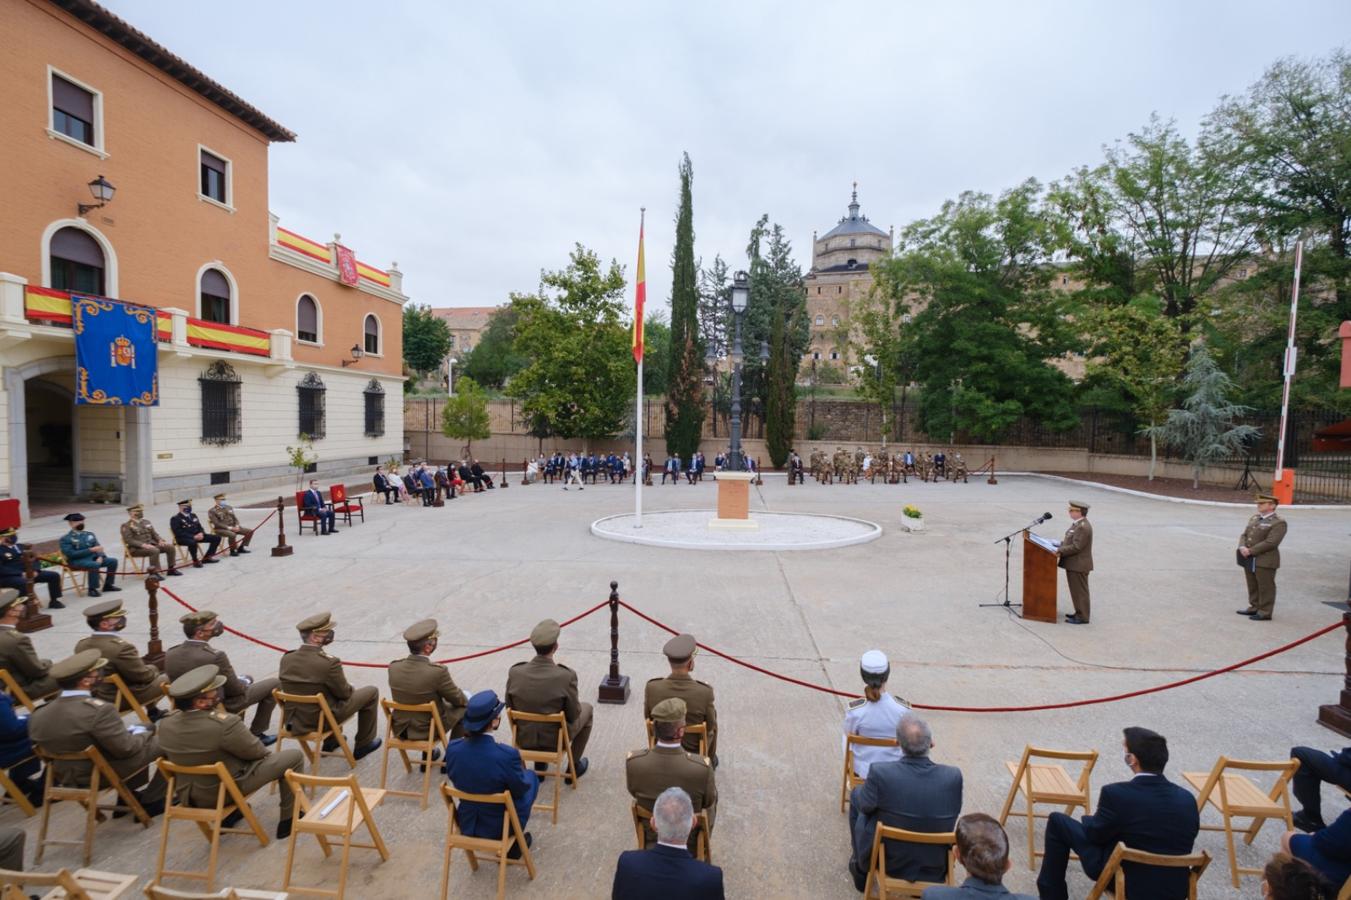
[831, 316, 841, 327]
[297, 372, 326, 440]
[296, 294, 320, 343]
[199, 268, 232, 324]
[363, 314, 381, 355]
[814, 315, 825, 326]
[49, 226, 104, 294]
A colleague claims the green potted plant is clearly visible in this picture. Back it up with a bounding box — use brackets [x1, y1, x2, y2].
[901, 503, 924, 532]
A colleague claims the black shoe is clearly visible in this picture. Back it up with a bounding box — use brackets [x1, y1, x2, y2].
[88, 589, 101, 597]
[506, 832, 533, 860]
[48, 599, 65, 610]
[533, 761, 548, 773]
[322, 736, 340, 753]
[1251, 614, 1273, 621]
[237, 548, 251, 554]
[255, 733, 277, 747]
[1236, 608, 1258, 616]
[204, 558, 220, 564]
[221, 809, 244, 829]
[353, 739, 382, 761]
[1293, 810, 1325, 833]
[419, 747, 443, 767]
[192, 562, 204, 569]
[564, 757, 589, 784]
[229, 550, 240, 557]
[1065, 615, 1087, 625]
[141, 798, 166, 818]
[147, 705, 165, 723]
[102, 585, 121, 593]
[167, 569, 183, 576]
[276, 818, 293, 840]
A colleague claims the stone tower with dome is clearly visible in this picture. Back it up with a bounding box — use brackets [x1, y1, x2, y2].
[801, 184, 892, 372]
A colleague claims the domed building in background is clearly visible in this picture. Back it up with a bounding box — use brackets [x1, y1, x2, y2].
[801, 184, 892, 373]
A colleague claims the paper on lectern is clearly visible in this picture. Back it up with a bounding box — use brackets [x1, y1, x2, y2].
[1028, 533, 1060, 553]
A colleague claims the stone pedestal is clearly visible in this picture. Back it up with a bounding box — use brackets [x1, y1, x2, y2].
[710, 472, 757, 530]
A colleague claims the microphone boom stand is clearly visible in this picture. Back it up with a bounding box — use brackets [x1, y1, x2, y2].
[980, 515, 1050, 611]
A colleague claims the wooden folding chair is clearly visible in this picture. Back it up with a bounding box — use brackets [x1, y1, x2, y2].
[378, 699, 446, 809]
[643, 719, 709, 757]
[862, 825, 956, 899]
[34, 745, 152, 865]
[1085, 842, 1211, 899]
[0, 756, 38, 817]
[281, 771, 387, 899]
[273, 690, 356, 780]
[998, 745, 1098, 870]
[840, 733, 900, 813]
[144, 884, 289, 899]
[58, 555, 88, 598]
[0, 668, 38, 712]
[152, 761, 270, 891]
[438, 783, 536, 900]
[630, 802, 713, 862]
[1339, 876, 1351, 900]
[104, 672, 154, 725]
[1182, 756, 1299, 887]
[121, 545, 150, 576]
[0, 865, 137, 899]
[506, 709, 576, 825]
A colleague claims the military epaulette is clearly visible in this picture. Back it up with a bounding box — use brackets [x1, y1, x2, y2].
[847, 697, 866, 710]
[894, 694, 909, 706]
[685, 752, 710, 767]
[211, 711, 229, 720]
[510, 660, 528, 668]
[83, 697, 105, 708]
[627, 748, 649, 761]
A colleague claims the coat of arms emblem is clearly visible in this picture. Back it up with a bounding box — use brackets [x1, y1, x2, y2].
[110, 335, 136, 368]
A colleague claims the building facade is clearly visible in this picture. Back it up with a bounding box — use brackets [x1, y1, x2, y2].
[0, 0, 408, 519]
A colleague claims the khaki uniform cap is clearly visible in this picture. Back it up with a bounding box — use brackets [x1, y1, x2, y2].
[530, 619, 561, 647]
[169, 663, 227, 699]
[1069, 501, 1090, 512]
[651, 697, 687, 723]
[0, 588, 24, 611]
[213, 493, 227, 501]
[297, 612, 336, 633]
[51, 649, 107, 681]
[1256, 493, 1279, 504]
[126, 504, 144, 513]
[0, 527, 16, 538]
[403, 619, 439, 643]
[179, 609, 218, 627]
[85, 599, 127, 620]
[663, 633, 697, 661]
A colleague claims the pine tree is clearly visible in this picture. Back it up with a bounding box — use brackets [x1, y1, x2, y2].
[764, 302, 799, 467]
[1146, 345, 1260, 488]
[665, 153, 704, 458]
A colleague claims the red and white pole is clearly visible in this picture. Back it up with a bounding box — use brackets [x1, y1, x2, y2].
[1273, 241, 1303, 504]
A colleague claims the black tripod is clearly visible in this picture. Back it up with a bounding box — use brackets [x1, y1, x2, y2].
[980, 514, 1052, 611]
[1233, 453, 1262, 491]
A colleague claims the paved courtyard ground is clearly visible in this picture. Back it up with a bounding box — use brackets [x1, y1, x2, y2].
[11, 474, 1351, 898]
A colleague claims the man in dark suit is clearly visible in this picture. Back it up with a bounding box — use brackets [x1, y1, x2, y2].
[169, 499, 221, 568]
[301, 480, 337, 535]
[1284, 806, 1351, 886]
[372, 467, 395, 504]
[613, 786, 724, 900]
[1290, 744, 1351, 832]
[1036, 726, 1200, 900]
[849, 715, 962, 891]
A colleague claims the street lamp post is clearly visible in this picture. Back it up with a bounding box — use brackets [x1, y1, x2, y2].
[727, 270, 749, 471]
[704, 346, 720, 438]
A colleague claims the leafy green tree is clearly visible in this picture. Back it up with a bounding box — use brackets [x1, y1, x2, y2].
[440, 376, 491, 456]
[880, 181, 1077, 441]
[665, 153, 705, 456]
[1146, 344, 1260, 488]
[764, 300, 800, 467]
[697, 254, 731, 360]
[460, 302, 528, 389]
[641, 317, 671, 395]
[401, 304, 452, 379]
[1083, 299, 1186, 478]
[847, 277, 910, 447]
[742, 216, 808, 434]
[506, 245, 634, 445]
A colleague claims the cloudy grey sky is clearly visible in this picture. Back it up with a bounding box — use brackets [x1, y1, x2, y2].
[105, 1, 1350, 315]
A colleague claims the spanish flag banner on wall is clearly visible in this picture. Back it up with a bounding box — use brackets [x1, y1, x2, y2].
[72, 296, 159, 406]
[632, 213, 646, 364]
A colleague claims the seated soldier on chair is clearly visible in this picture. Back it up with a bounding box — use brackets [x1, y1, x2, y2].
[167, 610, 278, 744]
[277, 612, 381, 759]
[75, 599, 168, 720]
[444, 690, 539, 859]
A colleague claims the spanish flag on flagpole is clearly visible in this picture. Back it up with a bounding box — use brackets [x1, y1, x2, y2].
[633, 209, 646, 527]
[632, 211, 646, 363]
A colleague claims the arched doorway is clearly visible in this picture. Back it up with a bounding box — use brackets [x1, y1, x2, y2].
[24, 378, 76, 503]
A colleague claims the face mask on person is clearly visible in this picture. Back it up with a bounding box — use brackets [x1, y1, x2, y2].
[320, 631, 335, 647]
[2, 535, 15, 545]
[211, 620, 225, 638]
[74, 523, 85, 531]
[182, 506, 191, 514]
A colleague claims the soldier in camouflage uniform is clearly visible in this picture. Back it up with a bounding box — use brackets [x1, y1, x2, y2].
[950, 452, 969, 483]
[120, 505, 180, 577]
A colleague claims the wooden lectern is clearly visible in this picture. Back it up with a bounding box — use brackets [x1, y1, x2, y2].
[1021, 530, 1058, 623]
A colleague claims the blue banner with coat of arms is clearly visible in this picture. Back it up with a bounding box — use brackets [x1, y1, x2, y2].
[72, 296, 159, 406]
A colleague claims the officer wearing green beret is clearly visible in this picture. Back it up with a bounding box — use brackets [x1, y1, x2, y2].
[1058, 501, 1094, 625]
[1237, 493, 1288, 621]
[277, 612, 382, 758]
[388, 619, 468, 745]
[75, 599, 169, 716]
[27, 649, 166, 814]
[0, 588, 58, 701]
[626, 697, 717, 852]
[166, 610, 278, 743]
[157, 665, 304, 839]
[505, 619, 592, 781]
[644, 633, 718, 765]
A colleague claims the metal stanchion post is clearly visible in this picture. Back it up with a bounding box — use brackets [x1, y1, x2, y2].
[1319, 611, 1351, 737]
[142, 574, 165, 669]
[987, 455, 998, 485]
[17, 550, 51, 633]
[521, 459, 529, 486]
[271, 496, 293, 557]
[597, 580, 630, 704]
[500, 457, 509, 489]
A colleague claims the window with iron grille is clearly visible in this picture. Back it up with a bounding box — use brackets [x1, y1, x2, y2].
[298, 372, 326, 440]
[199, 361, 241, 445]
[364, 379, 385, 437]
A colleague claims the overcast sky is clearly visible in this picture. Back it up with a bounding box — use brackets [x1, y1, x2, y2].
[104, 1, 1349, 315]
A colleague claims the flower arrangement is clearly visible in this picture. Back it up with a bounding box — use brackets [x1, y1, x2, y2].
[902, 504, 923, 520]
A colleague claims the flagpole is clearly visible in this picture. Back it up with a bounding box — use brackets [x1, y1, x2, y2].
[634, 207, 645, 529]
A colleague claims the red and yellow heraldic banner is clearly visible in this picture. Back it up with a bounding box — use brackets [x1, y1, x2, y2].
[25, 287, 270, 357]
[276, 227, 392, 288]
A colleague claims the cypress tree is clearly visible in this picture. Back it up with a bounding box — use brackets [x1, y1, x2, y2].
[665, 153, 704, 457]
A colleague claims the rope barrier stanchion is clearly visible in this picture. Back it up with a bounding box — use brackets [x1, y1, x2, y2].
[1318, 609, 1351, 737]
[142, 573, 165, 669]
[271, 496, 293, 558]
[597, 580, 630, 704]
[17, 549, 52, 633]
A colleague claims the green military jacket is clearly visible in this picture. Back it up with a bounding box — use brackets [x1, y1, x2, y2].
[156, 706, 269, 806]
[76, 632, 161, 702]
[1241, 514, 1287, 569]
[166, 641, 251, 710]
[120, 519, 165, 550]
[644, 673, 718, 758]
[0, 625, 54, 697]
[504, 655, 581, 751]
[278, 644, 352, 732]
[388, 654, 467, 740]
[28, 692, 159, 785]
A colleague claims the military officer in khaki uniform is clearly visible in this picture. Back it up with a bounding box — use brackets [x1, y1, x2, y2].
[166, 610, 278, 742]
[1058, 501, 1094, 624]
[644, 633, 718, 765]
[76, 599, 168, 715]
[158, 664, 304, 839]
[28, 649, 166, 813]
[0, 588, 58, 700]
[626, 697, 717, 851]
[277, 612, 382, 758]
[119, 504, 180, 578]
[1238, 493, 1288, 621]
[388, 619, 468, 744]
[505, 619, 592, 780]
[207, 494, 253, 556]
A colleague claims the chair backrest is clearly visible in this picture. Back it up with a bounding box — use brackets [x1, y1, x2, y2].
[441, 782, 515, 843]
[872, 825, 957, 891]
[1194, 756, 1300, 810]
[629, 802, 711, 860]
[1086, 842, 1211, 900]
[274, 689, 339, 736]
[507, 709, 568, 755]
[293, 491, 313, 518]
[159, 759, 250, 815]
[644, 719, 709, 757]
[380, 698, 447, 745]
[845, 732, 900, 765]
[1013, 744, 1099, 792]
[0, 867, 89, 900]
[330, 484, 348, 503]
[0, 670, 35, 713]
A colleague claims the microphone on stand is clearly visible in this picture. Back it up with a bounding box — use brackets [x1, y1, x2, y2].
[1034, 511, 1053, 525]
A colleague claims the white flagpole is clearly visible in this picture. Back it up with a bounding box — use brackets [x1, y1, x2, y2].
[634, 207, 645, 529]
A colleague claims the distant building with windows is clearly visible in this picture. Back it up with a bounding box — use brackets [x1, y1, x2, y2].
[0, 0, 408, 518]
[429, 306, 500, 387]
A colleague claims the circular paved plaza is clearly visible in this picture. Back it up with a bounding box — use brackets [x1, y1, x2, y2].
[12, 475, 1349, 898]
